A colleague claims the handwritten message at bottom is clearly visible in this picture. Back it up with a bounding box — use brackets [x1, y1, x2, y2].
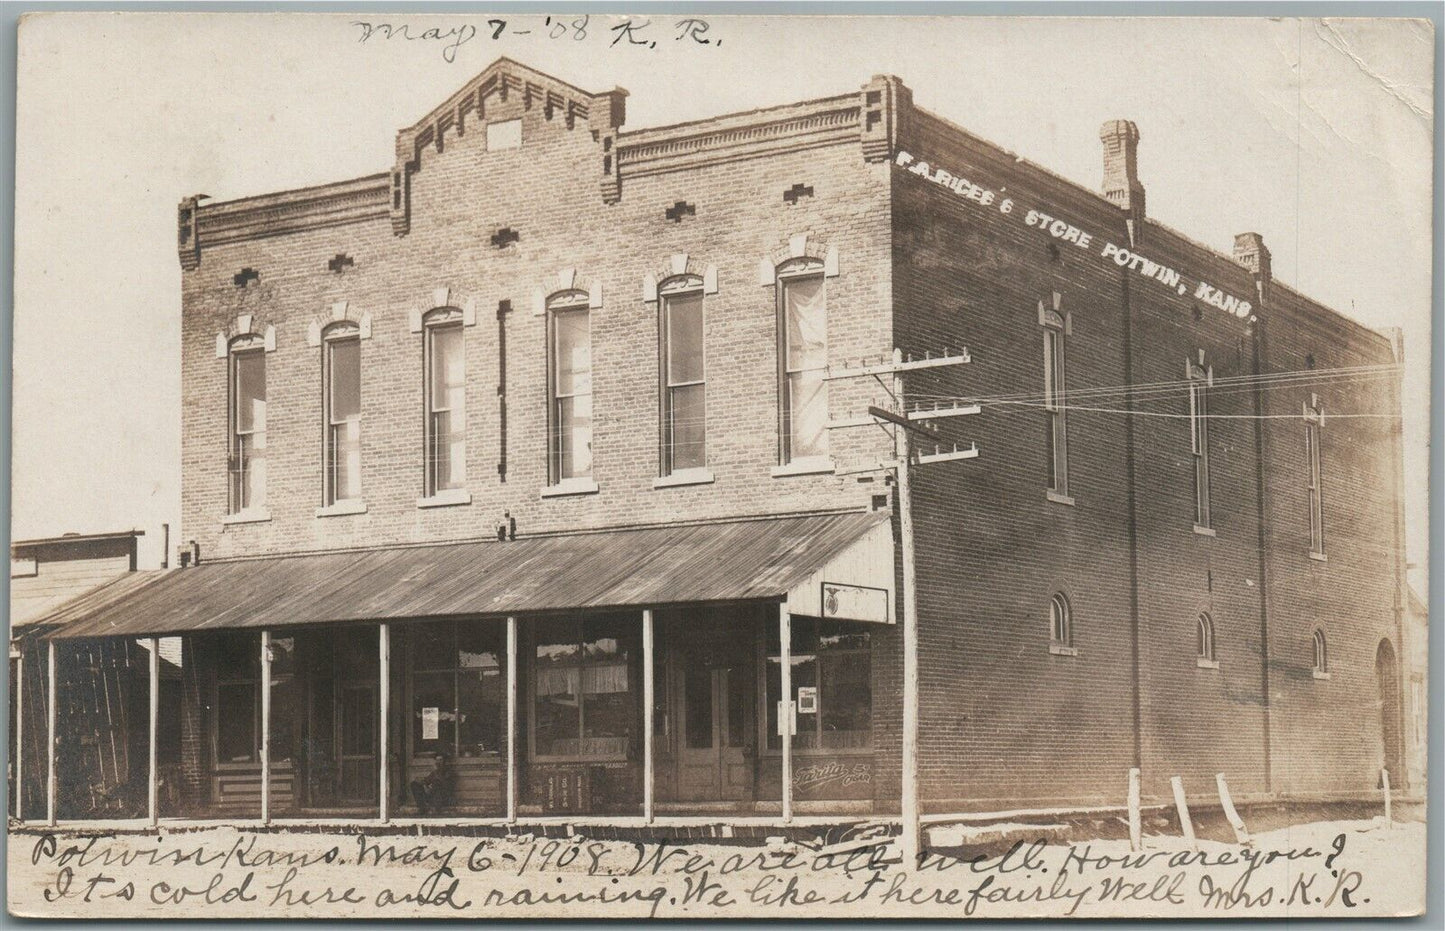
[10, 818, 1421, 919]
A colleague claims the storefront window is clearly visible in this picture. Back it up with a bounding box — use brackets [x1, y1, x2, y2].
[766, 619, 872, 752]
[533, 614, 639, 760]
[213, 631, 295, 764]
[410, 621, 504, 758]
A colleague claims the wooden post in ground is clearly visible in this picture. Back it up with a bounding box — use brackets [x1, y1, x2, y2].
[148, 637, 159, 827]
[780, 600, 793, 824]
[1170, 776, 1197, 851]
[1381, 768, 1392, 827]
[378, 623, 390, 823]
[895, 349, 921, 871]
[642, 609, 655, 824]
[1216, 773, 1250, 845]
[506, 616, 517, 825]
[1126, 767, 1142, 851]
[260, 630, 271, 825]
[46, 640, 57, 827]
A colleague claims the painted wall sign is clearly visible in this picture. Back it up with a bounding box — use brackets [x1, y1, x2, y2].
[821, 582, 890, 624]
[894, 150, 1257, 321]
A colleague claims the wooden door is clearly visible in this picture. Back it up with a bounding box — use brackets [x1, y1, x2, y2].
[336, 683, 376, 804]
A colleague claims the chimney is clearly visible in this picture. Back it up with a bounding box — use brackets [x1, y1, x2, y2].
[1232, 232, 1272, 304]
[1099, 120, 1145, 244]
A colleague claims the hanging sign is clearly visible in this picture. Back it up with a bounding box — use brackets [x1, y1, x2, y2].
[822, 582, 890, 624]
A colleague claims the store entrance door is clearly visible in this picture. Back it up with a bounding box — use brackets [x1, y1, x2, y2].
[675, 636, 752, 803]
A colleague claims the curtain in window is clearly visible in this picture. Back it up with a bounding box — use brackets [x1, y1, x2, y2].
[783, 275, 828, 460]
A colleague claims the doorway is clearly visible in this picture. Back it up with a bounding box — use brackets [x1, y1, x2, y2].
[674, 633, 753, 803]
[336, 682, 377, 805]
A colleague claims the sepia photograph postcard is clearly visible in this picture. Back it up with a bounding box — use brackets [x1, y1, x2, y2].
[5, 8, 1436, 920]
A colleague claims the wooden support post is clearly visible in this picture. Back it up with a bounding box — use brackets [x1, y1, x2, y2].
[642, 609, 655, 824]
[46, 640, 57, 827]
[506, 616, 517, 825]
[779, 600, 793, 824]
[378, 623, 390, 823]
[260, 630, 271, 825]
[1216, 773, 1250, 845]
[1381, 768, 1392, 827]
[14, 650, 22, 822]
[1170, 776, 1196, 851]
[1126, 767, 1142, 852]
[895, 349, 921, 871]
[148, 637, 159, 827]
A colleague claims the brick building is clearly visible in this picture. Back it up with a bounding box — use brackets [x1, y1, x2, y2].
[24, 59, 1408, 827]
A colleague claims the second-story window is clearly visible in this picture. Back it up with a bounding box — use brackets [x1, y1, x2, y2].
[548, 293, 593, 484]
[323, 325, 362, 505]
[424, 309, 466, 496]
[228, 337, 267, 514]
[778, 261, 828, 464]
[1188, 357, 1212, 529]
[661, 281, 706, 474]
[1041, 304, 1069, 495]
[1306, 397, 1325, 556]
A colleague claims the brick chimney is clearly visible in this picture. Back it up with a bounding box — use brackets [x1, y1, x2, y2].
[1099, 120, 1145, 244]
[1232, 232, 1272, 304]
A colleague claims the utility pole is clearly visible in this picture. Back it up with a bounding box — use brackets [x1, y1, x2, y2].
[829, 347, 977, 869]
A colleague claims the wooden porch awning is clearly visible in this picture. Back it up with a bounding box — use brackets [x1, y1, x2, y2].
[40, 511, 894, 640]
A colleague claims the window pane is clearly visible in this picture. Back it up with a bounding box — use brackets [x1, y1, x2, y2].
[331, 419, 362, 501]
[668, 383, 706, 471]
[820, 652, 870, 750]
[457, 623, 503, 755]
[554, 309, 591, 397]
[429, 326, 463, 409]
[788, 370, 828, 459]
[216, 631, 260, 680]
[216, 682, 257, 763]
[784, 276, 826, 372]
[666, 293, 705, 385]
[534, 619, 581, 757]
[413, 622, 454, 671]
[725, 667, 748, 749]
[235, 351, 266, 433]
[556, 394, 593, 479]
[329, 339, 360, 422]
[271, 636, 296, 678]
[412, 671, 456, 751]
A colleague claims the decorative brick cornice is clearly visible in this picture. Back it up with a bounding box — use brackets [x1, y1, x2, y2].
[390, 58, 628, 233]
[185, 175, 389, 264]
[859, 75, 911, 163]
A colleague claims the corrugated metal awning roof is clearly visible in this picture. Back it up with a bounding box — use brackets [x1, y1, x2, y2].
[42, 511, 890, 640]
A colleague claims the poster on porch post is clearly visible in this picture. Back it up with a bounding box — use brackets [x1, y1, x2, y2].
[6, 7, 1433, 921]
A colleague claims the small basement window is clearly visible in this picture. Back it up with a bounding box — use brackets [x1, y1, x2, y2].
[487, 119, 522, 151]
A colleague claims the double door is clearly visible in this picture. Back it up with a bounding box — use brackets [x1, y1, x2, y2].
[674, 636, 754, 802]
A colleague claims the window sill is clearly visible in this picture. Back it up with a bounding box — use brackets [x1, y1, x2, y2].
[1309, 551, 1328, 563]
[315, 499, 367, 518]
[1046, 490, 1076, 507]
[654, 468, 716, 489]
[222, 509, 272, 526]
[416, 489, 472, 509]
[541, 477, 599, 498]
[770, 457, 836, 478]
[1196, 658, 1220, 670]
[1193, 524, 1216, 538]
[1049, 644, 1079, 657]
[1312, 669, 1331, 680]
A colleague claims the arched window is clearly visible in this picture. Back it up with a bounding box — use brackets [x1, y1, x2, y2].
[423, 307, 466, 496]
[1049, 594, 1072, 649]
[1313, 628, 1329, 677]
[547, 290, 593, 486]
[228, 334, 267, 515]
[776, 258, 828, 465]
[659, 275, 707, 475]
[322, 322, 362, 506]
[1196, 613, 1216, 665]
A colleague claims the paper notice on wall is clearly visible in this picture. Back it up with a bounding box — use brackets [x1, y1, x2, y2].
[797, 686, 818, 714]
[422, 707, 440, 741]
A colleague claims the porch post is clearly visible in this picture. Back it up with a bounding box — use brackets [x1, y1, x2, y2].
[148, 637, 159, 827]
[779, 600, 793, 824]
[378, 623, 390, 823]
[46, 640, 56, 827]
[643, 609, 654, 823]
[14, 649, 22, 822]
[260, 630, 271, 825]
[506, 616, 517, 824]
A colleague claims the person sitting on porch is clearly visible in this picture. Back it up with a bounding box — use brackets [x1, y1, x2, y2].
[410, 749, 455, 815]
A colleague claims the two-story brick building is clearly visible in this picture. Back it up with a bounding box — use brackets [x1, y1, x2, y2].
[23, 59, 1408, 829]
